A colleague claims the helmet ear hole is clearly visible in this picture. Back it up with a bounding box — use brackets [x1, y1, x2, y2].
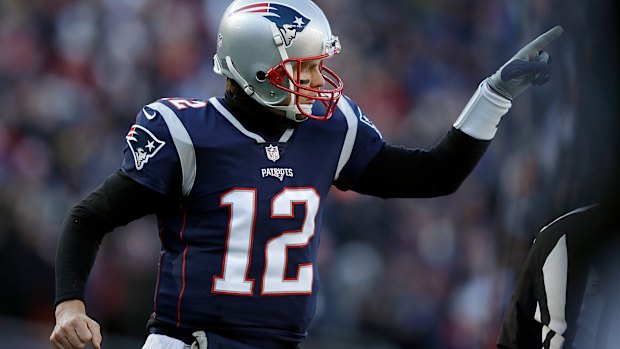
[256, 71, 267, 82]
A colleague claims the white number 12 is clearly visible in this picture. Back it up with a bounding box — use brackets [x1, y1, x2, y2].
[213, 187, 320, 296]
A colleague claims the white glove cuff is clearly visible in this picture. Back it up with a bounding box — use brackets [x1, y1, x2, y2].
[453, 80, 512, 140]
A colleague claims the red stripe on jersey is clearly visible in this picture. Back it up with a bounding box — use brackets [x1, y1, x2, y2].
[176, 209, 188, 327]
[176, 244, 189, 327]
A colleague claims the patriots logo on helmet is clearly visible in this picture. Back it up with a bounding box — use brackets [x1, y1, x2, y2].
[126, 125, 165, 170]
[233, 2, 311, 46]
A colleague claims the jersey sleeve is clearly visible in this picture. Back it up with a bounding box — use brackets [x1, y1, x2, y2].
[121, 102, 182, 195]
[334, 96, 385, 189]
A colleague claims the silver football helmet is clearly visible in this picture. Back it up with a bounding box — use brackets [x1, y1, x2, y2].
[213, 0, 343, 121]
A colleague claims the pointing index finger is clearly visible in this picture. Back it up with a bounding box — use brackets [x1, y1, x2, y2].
[531, 25, 564, 50]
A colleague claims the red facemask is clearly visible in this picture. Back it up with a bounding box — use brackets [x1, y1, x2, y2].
[266, 54, 344, 121]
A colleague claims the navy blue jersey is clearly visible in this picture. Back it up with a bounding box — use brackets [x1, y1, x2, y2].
[121, 96, 384, 343]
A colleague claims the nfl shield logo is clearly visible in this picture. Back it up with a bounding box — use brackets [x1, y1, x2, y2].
[265, 144, 280, 162]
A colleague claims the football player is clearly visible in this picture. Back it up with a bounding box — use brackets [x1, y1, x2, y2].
[50, 0, 563, 348]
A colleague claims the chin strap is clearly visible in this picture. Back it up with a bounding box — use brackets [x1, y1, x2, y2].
[224, 56, 255, 97]
[268, 22, 303, 121]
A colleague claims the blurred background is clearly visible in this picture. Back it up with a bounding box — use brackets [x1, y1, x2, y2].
[0, 0, 617, 348]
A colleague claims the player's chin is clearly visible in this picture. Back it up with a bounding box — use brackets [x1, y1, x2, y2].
[298, 103, 313, 115]
[299, 97, 317, 105]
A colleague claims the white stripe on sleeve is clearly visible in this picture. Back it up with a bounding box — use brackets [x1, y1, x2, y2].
[147, 102, 197, 196]
[334, 97, 358, 181]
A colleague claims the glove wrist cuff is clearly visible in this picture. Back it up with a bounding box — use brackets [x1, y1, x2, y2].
[487, 77, 514, 100]
[453, 80, 512, 140]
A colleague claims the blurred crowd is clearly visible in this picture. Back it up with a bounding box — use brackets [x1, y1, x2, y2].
[0, 0, 617, 348]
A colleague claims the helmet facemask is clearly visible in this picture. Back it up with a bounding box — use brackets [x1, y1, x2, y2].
[265, 47, 343, 121]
